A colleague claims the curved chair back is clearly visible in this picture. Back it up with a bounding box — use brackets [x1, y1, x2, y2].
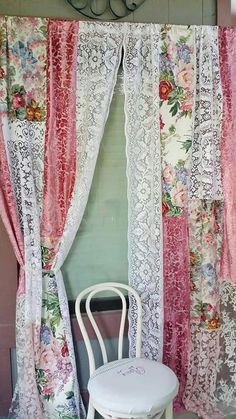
[75, 282, 142, 377]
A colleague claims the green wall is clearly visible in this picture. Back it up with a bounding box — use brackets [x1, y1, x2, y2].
[0, 0, 217, 25]
[62, 78, 128, 299]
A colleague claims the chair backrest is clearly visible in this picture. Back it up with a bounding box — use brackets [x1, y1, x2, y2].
[75, 282, 142, 376]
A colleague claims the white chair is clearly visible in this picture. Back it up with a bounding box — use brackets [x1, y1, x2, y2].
[75, 282, 179, 419]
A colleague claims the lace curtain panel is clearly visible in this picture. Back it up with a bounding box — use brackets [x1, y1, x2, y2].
[0, 17, 236, 419]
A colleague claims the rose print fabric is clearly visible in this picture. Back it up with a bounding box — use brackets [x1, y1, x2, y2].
[160, 25, 194, 409]
[188, 200, 222, 328]
[183, 201, 223, 418]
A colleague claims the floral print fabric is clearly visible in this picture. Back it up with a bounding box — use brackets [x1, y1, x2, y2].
[6, 17, 46, 121]
[189, 200, 222, 328]
[160, 25, 194, 410]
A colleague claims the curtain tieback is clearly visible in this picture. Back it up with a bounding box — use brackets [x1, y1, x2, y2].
[42, 269, 55, 275]
[42, 268, 61, 276]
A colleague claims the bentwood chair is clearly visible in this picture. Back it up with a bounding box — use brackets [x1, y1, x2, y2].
[75, 282, 179, 419]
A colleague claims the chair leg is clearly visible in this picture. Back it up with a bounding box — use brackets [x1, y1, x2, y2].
[87, 402, 95, 419]
[165, 402, 173, 419]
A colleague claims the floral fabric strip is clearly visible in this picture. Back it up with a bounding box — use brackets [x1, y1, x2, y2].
[4, 16, 47, 219]
[190, 26, 223, 200]
[124, 23, 162, 360]
[6, 16, 46, 122]
[160, 24, 194, 406]
[0, 17, 7, 112]
[0, 16, 48, 419]
[184, 200, 223, 418]
[219, 28, 236, 284]
[41, 19, 78, 247]
[189, 199, 222, 327]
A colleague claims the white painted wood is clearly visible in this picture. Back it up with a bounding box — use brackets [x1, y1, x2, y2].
[75, 283, 177, 419]
[75, 282, 142, 377]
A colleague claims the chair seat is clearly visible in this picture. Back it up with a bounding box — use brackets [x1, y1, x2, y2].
[88, 357, 179, 416]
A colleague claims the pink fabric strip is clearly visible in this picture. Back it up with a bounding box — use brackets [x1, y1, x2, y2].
[219, 28, 236, 284]
[163, 214, 190, 411]
[41, 19, 78, 243]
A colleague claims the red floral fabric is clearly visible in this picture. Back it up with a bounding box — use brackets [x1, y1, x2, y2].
[41, 19, 78, 251]
[163, 214, 190, 411]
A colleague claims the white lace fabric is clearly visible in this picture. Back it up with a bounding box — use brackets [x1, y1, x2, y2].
[123, 23, 163, 361]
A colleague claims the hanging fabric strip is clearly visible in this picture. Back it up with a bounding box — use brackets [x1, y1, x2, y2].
[0, 16, 48, 419]
[219, 28, 236, 284]
[5, 17, 47, 219]
[183, 200, 223, 418]
[215, 281, 236, 415]
[184, 26, 224, 419]
[159, 25, 194, 408]
[124, 23, 162, 360]
[190, 26, 223, 200]
[214, 27, 236, 415]
[39, 19, 86, 419]
[56, 21, 123, 269]
[163, 215, 189, 411]
[39, 20, 122, 418]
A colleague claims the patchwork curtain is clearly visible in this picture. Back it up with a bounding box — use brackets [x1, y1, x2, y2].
[1, 17, 236, 419]
[0, 17, 122, 419]
[124, 23, 236, 419]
